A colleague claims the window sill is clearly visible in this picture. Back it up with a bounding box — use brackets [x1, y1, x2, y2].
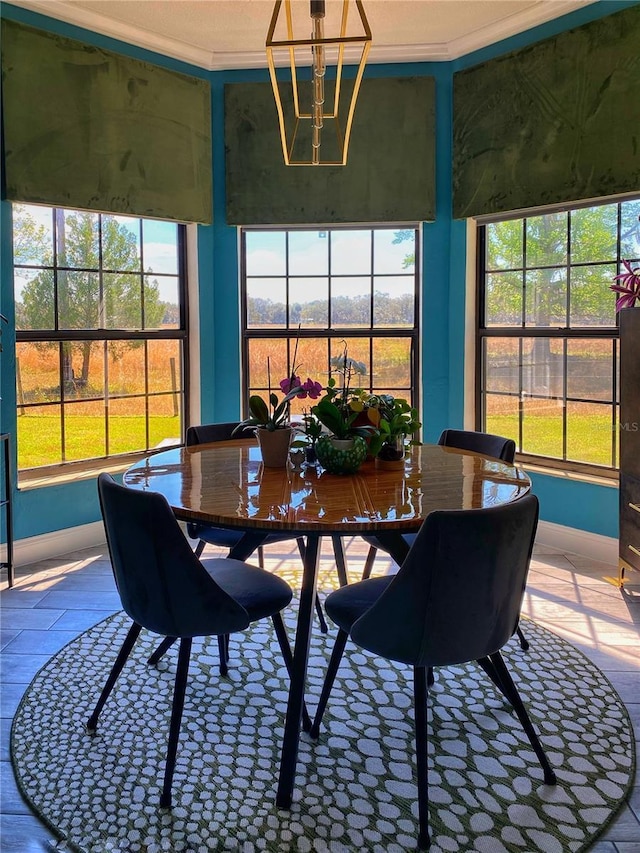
[520, 461, 619, 489]
[18, 443, 180, 491]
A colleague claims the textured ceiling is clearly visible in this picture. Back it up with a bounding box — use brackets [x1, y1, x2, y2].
[6, 0, 596, 68]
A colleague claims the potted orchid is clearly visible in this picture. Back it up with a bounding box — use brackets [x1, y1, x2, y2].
[234, 352, 322, 467]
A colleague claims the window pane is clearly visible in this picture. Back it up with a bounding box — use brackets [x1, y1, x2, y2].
[142, 220, 178, 274]
[111, 216, 141, 271]
[148, 394, 182, 446]
[248, 338, 288, 389]
[331, 277, 371, 327]
[148, 340, 181, 395]
[485, 271, 522, 326]
[15, 268, 55, 330]
[486, 220, 523, 270]
[525, 212, 567, 268]
[620, 199, 640, 258]
[13, 204, 53, 266]
[374, 230, 415, 274]
[570, 206, 617, 264]
[330, 338, 370, 388]
[569, 264, 616, 326]
[331, 230, 371, 274]
[152, 275, 180, 329]
[566, 340, 613, 403]
[373, 338, 411, 389]
[17, 404, 61, 469]
[16, 342, 60, 404]
[64, 400, 106, 461]
[522, 337, 564, 398]
[484, 338, 519, 394]
[58, 271, 100, 329]
[57, 211, 99, 269]
[525, 269, 566, 327]
[485, 393, 519, 446]
[374, 276, 414, 327]
[247, 278, 286, 328]
[294, 338, 329, 384]
[103, 216, 141, 272]
[289, 231, 328, 275]
[108, 341, 145, 396]
[245, 231, 286, 276]
[103, 272, 142, 329]
[566, 402, 614, 466]
[289, 277, 328, 328]
[65, 341, 104, 401]
[108, 396, 146, 455]
[522, 396, 563, 458]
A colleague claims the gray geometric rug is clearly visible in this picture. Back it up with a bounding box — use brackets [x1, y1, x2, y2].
[11, 608, 635, 853]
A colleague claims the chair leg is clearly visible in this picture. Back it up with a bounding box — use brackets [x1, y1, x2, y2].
[516, 625, 530, 651]
[194, 539, 205, 558]
[217, 635, 229, 676]
[271, 612, 312, 733]
[258, 545, 265, 569]
[87, 622, 142, 731]
[148, 635, 178, 665]
[160, 637, 192, 809]
[297, 536, 328, 634]
[309, 628, 349, 739]
[361, 545, 378, 580]
[413, 666, 431, 851]
[478, 652, 556, 785]
[427, 667, 435, 687]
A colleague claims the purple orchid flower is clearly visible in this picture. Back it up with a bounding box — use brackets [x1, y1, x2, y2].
[611, 260, 640, 312]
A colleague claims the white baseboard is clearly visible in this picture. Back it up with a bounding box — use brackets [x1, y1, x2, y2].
[12, 522, 107, 568]
[536, 520, 618, 565]
[10, 518, 619, 569]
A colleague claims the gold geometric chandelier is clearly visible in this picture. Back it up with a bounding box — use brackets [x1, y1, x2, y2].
[266, 0, 372, 166]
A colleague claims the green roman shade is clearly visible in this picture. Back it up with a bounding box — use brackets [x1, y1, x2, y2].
[225, 76, 435, 224]
[453, 4, 640, 219]
[1, 19, 213, 224]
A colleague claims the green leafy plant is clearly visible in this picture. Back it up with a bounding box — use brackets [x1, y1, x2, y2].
[367, 395, 422, 459]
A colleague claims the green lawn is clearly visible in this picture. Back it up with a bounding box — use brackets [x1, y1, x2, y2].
[17, 415, 181, 469]
[487, 414, 616, 467]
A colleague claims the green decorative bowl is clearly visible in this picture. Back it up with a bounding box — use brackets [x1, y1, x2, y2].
[316, 435, 368, 475]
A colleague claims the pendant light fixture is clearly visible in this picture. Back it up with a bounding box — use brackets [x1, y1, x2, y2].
[266, 0, 372, 166]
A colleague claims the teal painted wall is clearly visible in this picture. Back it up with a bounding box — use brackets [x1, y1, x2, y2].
[1, 0, 634, 542]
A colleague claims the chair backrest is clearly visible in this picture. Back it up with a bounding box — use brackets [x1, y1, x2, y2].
[97, 473, 250, 638]
[350, 494, 539, 668]
[438, 428, 516, 463]
[186, 422, 240, 446]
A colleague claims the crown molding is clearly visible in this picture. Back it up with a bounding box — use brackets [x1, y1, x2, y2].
[5, 0, 597, 71]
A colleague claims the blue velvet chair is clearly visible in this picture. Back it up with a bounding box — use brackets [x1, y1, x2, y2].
[310, 494, 555, 850]
[360, 428, 529, 653]
[88, 473, 299, 809]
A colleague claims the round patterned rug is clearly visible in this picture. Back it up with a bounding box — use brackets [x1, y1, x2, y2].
[11, 608, 635, 853]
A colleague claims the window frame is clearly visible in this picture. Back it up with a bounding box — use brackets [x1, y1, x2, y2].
[13, 205, 190, 475]
[239, 224, 421, 416]
[475, 195, 640, 478]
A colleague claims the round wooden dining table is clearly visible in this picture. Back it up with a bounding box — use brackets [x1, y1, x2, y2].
[124, 439, 531, 809]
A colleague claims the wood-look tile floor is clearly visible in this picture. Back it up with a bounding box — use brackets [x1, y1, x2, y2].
[1, 539, 639, 852]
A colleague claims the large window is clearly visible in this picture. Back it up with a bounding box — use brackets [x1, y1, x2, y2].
[477, 197, 640, 475]
[241, 226, 420, 417]
[13, 204, 187, 472]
